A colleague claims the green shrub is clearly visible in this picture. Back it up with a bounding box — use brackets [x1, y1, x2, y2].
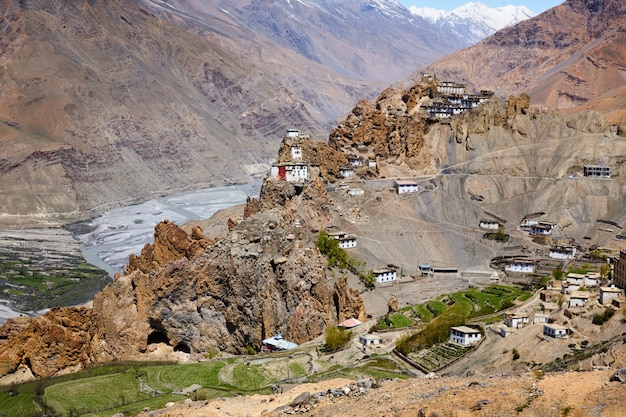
[324, 326, 351, 352]
[592, 308, 615, 325]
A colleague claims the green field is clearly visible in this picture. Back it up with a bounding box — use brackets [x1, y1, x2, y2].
[0, 249, 110, 311]
[379, 284, 532, 332]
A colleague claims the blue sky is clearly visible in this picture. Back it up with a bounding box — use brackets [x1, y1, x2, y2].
[397, 1, 563, 14]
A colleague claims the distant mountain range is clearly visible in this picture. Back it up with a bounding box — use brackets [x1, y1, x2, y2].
[0, 0, 464, 221]
[409, 1, 536, 45]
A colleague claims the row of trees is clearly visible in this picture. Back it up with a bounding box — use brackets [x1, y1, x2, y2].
[316, 230, 375, 289]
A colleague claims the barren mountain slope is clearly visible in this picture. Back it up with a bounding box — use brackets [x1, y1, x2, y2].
[419, 0, 626, 122]
[0, 0, 464, 224]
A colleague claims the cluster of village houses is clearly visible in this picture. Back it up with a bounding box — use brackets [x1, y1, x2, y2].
[263, 92, 620, 352]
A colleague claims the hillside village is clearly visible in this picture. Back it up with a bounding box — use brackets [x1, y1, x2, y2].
[262, 72, 626, 374]
[1, 75, 625, 417]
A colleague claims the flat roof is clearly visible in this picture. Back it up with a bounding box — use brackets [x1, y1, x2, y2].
[394, 180, 419, 186]
[544, 323, 568, 330]
[451, 326, 481, 334]
[262, 333, 298, 350]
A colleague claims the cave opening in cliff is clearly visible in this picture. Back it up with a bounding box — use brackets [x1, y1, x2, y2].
[174, 342, 191, 353]
[147, 330, 170, 345]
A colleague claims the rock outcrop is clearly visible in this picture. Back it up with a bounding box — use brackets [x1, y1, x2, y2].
[0, 166, 366, 378]
[328, 83, 432, 171]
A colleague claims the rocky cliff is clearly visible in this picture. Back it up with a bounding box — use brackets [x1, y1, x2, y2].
[0, 177, 365, 378]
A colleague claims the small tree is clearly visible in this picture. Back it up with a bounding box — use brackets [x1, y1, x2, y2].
[552, 265, 564, 281]
[324, 325, 351, 352]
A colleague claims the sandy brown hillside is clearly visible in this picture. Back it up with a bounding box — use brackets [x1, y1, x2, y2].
[0, 0, 464, 225]
[419, 0, 626, 123]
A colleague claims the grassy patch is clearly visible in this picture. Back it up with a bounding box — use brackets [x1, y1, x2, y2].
[45, 369, 149, 416]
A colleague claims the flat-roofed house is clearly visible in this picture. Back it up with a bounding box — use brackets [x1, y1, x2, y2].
[504, 312, 529, 329]
[549, 245, 576, 260]
[373, 268, 397, 283]
[600, 286, 623, 305]
[328, 231, 357, 249]
[505, 259, 535, 274]
[583, 165, 610, 178]
[569, 291, 591, 308]
[543, 323, 569, 338]
[348, 156, 363, 167]
[449, 326, 483, 346]
[479, 219, 502, 230]
[359, 334, 382, 346]
[347, 188, 364, 196]
[394, 180, 419, 194]
[339, 166, 354, 178]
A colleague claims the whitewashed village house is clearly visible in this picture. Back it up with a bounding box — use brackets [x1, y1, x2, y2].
[543, 323, 569, 338]
[373, 267, 397, 283]
[449, 326, 483, 346]
[348, 156, 363, 167]
[394, 180, 419, 194]
[503, 312, 529, 329]
[505, 259, 535, 274]
[583, 165, 610, 178]
[568, 291, 591, 308]
[549, 245, 576, 260]
[339, 166, 354, 178]
[359, 334, 382, 347]
[599, 285, 623, 305]
[347, 188, 364, 196]
[479, 219, 502, 230]
[328, 231, 357, 249]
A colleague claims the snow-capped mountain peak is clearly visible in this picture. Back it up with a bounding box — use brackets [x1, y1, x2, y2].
[409, 1, 536, 45]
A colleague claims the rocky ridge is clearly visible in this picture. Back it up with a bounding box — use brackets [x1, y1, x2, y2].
[0, 177, 366, 378]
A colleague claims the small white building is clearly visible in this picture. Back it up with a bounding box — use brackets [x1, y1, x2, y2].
[569, 291, 591, 308]
[566, 272, 600, 288]
[520, 218, 538, 229]
[359, 334, 382, 346]
[291, 144, 302, 161]
[373, 268, 397, 283]
[368, 159, 377, 168]
[340, 166, 354, 178]
[543, 323, 569, 338]
[583, 165, 610, 178]
[479, 220, 502, 230]
[286, 128, 300, 138]
[533, 314, 550, 324]
[347, 188, 364, 196]
[419, 264, 433, 277]
[348, 156, 363, 167]
[503, 312, 529, 329]
[505, 259, 535, 274]
[394, 180, 419, 194]
[530, 224, 553, 236]
[599, 285, 623, 305]
[328, 232, 357, 249]
[549, 246, 576, 260]
[449, 326, 483, 346]
[271, 162, 309, 182]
